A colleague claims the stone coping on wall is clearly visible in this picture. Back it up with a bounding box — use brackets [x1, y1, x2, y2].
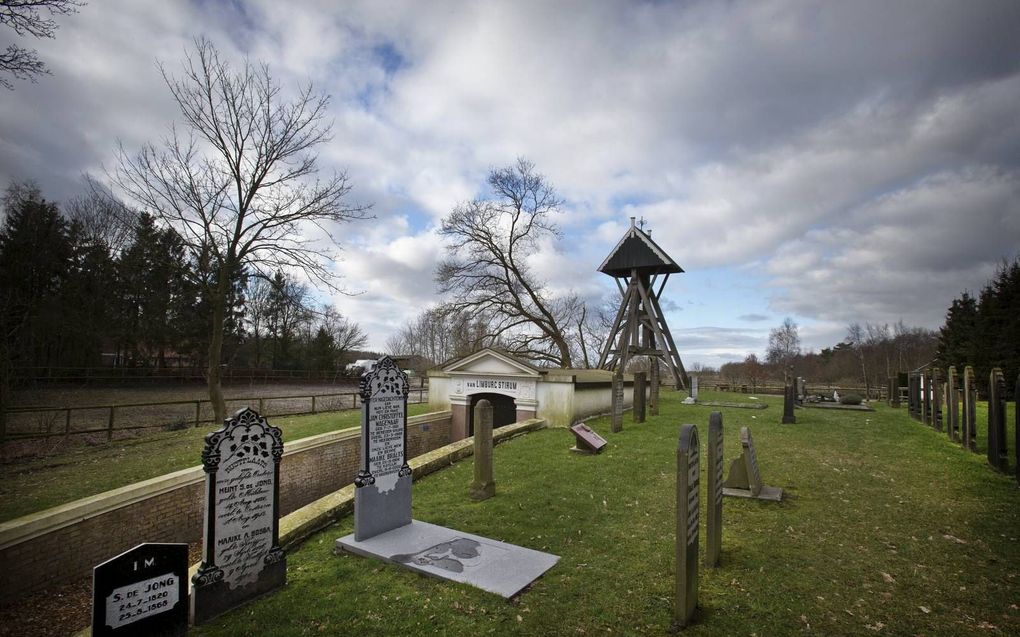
[74, 417, 546, 637]
[0, 411, 453, 552]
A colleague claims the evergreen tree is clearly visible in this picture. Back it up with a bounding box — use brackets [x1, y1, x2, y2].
[936, 292, 978, 368]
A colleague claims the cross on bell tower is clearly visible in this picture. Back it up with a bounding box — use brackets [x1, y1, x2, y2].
[597, 217, 687, 389]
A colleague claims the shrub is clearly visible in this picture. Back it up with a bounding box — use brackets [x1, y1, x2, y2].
[840, 393, 863, 405]
[165, 417, 190, 431]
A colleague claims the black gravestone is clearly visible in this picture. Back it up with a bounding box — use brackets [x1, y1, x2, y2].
[354, 356, 412, 541]
[570, 423, 607, 454]
[1015, 374, 1019, 486]
[674, 423, 699, 629]
[781, 384, 796, 424]
[705, 412, 723, 568]
[93, 543, 188, 637]
[191, 407, 285, 625]
[988, 368, 1008, 473]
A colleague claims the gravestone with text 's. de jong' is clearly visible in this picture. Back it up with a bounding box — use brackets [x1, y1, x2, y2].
[723, 426, 783, 502]
[705, 412, 723, 569]
[674, 424, 699, 630]
[191, 408, 285, 625]
[354, 356, 412, 540]
[93, 543, 188, 637]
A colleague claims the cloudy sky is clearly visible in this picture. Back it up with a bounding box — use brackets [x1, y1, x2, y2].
[2, 0, 1018, 368]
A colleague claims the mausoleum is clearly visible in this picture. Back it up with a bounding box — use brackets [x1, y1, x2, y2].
[428, 348, 642, 440]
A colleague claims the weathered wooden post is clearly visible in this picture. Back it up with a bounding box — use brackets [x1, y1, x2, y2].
[633, 372, 647, 423]
[946, 367, 959, 442]
[988, 368, 1008, 473]
[963, 366, 977, 451]
[674, 423, 699, 629]
[469, 399, 496, 501]
[650, 363, 660, 416]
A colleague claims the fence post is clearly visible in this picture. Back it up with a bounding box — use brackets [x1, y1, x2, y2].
[195, 401, 202, 428]
[311, 395, 317, 414]
[259, 397, 265, 415]
[107, 406, 115, 442]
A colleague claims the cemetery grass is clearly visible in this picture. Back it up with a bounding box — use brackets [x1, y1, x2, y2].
[196, 390, 1019, 637]
[0, 404, 432, 522]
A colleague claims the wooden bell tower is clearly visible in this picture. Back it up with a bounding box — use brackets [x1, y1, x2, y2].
[597, 217, 687, 389]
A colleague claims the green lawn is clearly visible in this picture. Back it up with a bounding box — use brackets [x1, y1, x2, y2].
[192, 390, 1020, 637]
[0, 404, 432, 521]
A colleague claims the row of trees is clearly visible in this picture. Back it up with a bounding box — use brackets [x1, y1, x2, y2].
[718, 318, 939, 393]
[936, 258, 1019, 392]
[0, 182, 368, 376]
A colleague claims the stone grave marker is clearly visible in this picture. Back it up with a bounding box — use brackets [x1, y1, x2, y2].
[988, 368, 1008, 473]
[633, 371, 647, 423]
[921, 372, 930, 426]
[886, 377, 896, 408]
[93, 543, 188, 637]
[354, 356, 412, 540]
[337, 357, 559, 598]
[674, 423, 699, 629]
[908, 373, 920, 420]
[963, 366, 977, 451]
[570, 422, 607, 454]
[723, 426, 783, 501]
[932, 368, 943, 432]
[795, 377, 806, 405]
[469, 399, 496, 501]
[946, 367, 959, 442]
[781, 383, 796, 424]
[705, 412, 723, 568]
[611, 369, 624, 433]
[650, 363, 661, 416]
[1015, 373, 1019, 486]
[191, 408, 285, 625]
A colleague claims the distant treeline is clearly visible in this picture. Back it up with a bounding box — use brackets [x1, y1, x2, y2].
[0, 181, 368, 381]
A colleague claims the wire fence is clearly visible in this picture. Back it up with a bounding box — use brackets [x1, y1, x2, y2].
[0, 384, 429, 443]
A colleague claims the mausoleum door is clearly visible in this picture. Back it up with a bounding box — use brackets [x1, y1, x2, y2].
[469, 393, 516, 436]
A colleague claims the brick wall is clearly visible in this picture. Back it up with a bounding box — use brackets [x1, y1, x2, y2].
[0, 411, 452, 600]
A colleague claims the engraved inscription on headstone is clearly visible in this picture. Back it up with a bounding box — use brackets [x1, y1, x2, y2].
[705, 412, 723, 568]
[355, 356, 412, 541]
[470, 399, 496, 501]
[570, 423, 607, 454]
[633, 372, 647, 423]
[723, 426, 782, 502]
[191, 407, 285, 625]
[93, 543, 188, 637]
[611, 369, 624, 433]
[674, 424, 699, 629]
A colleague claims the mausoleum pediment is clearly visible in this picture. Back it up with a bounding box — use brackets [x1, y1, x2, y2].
[441, 348, 542, 377]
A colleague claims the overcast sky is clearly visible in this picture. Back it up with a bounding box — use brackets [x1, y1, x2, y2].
[2, 0, 1018, 369]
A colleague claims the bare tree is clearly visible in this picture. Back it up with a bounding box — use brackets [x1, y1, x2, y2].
[115, 38, 368, 422]
[436, 158, 578, 367]
[0, 0, 83, 89]
[65, 176, 135, 252]
[766, 317, 801, 376]
[319, 305, 367, 361]
[845, 322, 869, 398]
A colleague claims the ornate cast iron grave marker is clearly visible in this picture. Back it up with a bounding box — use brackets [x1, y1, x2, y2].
[674, 424, 699, 629]
[192, 408, 285, 625]
[722, 426, 783, 502]
[705, 412, 723, 568]
[93, 543, 188, 637]
[355, 356, 412, 540]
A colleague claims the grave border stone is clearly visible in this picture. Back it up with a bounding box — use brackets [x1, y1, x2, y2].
[705, 412, 723, 568]
[93, 542, 189, 637]
[674, 423, 699, 629]
[191, 407, 286, 625]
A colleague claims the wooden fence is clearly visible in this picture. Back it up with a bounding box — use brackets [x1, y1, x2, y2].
[9, 366, 362, 385]
[699, 378, 888, 400]
[0, 382, 429, 444]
